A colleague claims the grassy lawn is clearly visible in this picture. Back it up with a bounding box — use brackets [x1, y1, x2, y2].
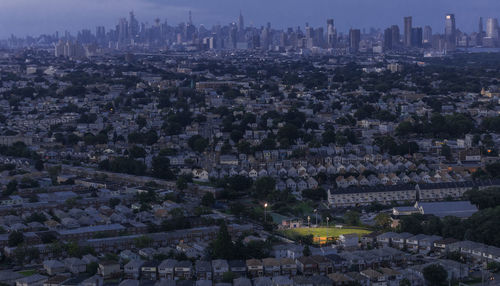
[280, 227, 372, 242]
[18, 270, 37, 276]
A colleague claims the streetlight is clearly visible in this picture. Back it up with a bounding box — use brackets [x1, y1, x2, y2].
[314, 209, 318, 226]
[264, 203, 268, 223]
[307, 216, 311, 228]
[326, 217, 330, 228]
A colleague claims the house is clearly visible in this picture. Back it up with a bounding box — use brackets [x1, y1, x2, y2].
[212, 259, 229, 281]
[174, 261, 193, 280]
[229, 260, 247, 278]
[271, 275, 293, 286]
[328, 273, 353, 286]
[0, 271, 23, 286]
[246, 259, 264, 278]
[295, 256, 318, 276]
[63, 257, 86, 274]
[158, 259, 177, 280]
[81, 275, 103, 286]
[379, 268, 403, 284]
[195, 261, 212, 280]
[142, 261, 159, 280]
[43, 260, 65, 276]
[16, 274, 48, 286]
[98, 260, 121, 279]
[376, 232, 397, 248]
[311, 255, 333, 275]
[360, 269, 386, 286]
[253, 277, 272, 286]
[124, 260, 144, 279]
[433, 238, 460, 254]
[43, 276, 70, 286]
[338, 233, 359, 250]
[279, 258, 297, 276]
[233, 277, 252, 286]
[262, 258, 281, 277]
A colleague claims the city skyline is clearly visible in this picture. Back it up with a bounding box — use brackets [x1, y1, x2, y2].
[1, 0, 500, 38]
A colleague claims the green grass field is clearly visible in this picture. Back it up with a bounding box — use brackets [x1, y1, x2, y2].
[281, 227, 372, 239]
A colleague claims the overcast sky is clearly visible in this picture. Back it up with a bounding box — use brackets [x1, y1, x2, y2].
[0, 0, 499, 38]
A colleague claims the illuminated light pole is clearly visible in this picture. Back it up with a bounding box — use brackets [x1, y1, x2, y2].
[307, 216, 311, 228]
[264, 203, 268, 223]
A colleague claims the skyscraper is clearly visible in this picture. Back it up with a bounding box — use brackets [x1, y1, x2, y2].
[404, 16, 412, 47]
[445, 14, 456, 51]
[238, 11, 244, 33]
[327, 19, 336, 48]
[391, 25, 400, 48]
[478, 17, 484, 46]
[384, 28, 392, 51]
[349, 29, 361, 53]
[423, 25, 432, 44]
[486, 18, 499, 39]
[411, 27, 423, 47]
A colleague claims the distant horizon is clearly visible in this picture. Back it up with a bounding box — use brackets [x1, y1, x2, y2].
[1, 0, 499, 39]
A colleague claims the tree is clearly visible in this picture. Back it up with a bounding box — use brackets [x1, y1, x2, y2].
[3, 180, 18, 196]
[134, 235, 153, 248]
[210, 222, 235, 260]
[374, 213, 392, 230]
[423, 264, 448, 286]
[188, 135, 209, 153]
[151, 156, 174, 180]
[8, 231, 24, 247]
[344, 211, 361, 226]
[399, 278, 411, 286]
[109, 198, 121, 208]
[201, 192, 215, 207]
[222, 271, 237, 283]
[35, 160, 44, 171]
[303, 245, 311, 256]
[129, 145, 146, 159]
[441, 144, 452, 161]
[254, 177, 276, 197]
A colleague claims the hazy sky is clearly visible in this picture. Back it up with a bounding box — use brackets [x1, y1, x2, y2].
[0, 0, 499, 38]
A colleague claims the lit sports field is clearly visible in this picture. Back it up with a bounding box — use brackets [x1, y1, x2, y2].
[281, 227, 372, 239]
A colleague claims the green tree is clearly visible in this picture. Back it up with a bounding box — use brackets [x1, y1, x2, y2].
[423, 264, 448, 286]
[210, 222, 235, 260]
[201, 192, 215, 207]
[399, 278, 411, 286]
[254, 177, 276, 197]
[188, 135, 209, 153]
[374, 213, 392, 230]
[344, 211, 361, 226]
[441, 144, 452, 161]
[151, 156, 174, 180]
[134, 235, 153, 248]
[222, 271, 237, 283]
[3, 180, 18, 196]
[303, 245, 311, 256]
[8, 231, 24, 247]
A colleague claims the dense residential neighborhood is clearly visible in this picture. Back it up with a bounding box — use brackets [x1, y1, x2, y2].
[1, 7, 500, 286]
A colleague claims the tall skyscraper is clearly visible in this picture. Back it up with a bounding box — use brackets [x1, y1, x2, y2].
[327, 19, 336, 48]
[486, 18, 499, 39]
[404, 16, 412, 47]
[384, 28, 392, 51]
[391, 25, 400, 48]
[349, 29, 361, 53]
[478, 17, 484, 46]
[411, 27, 423, 47]
[129, 11, 139, 39]
[238, 11, 244, 33]
[423, 25, 432, 44]
[445, 14, 456, 51]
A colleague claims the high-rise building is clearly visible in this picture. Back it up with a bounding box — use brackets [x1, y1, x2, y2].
[478, 17, 484, 46]
[118, 18, 128, 44]
[411, 27, 422, 47]
[404, 16, 412, 47]
[445, 14, 456, 51]
[486, 18, 499, 39]
[423, 25, 432, 44]
[384, 28, 392, 51]
[391, 25, 400, 48]
[349, 29, 361, 53]
[129, 11, 139, 39]
[238, 11, 245, 33]
[327, 19, 337, 48]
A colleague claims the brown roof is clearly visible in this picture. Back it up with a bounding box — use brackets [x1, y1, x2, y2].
[246, 259, 263, 267]
[262, 258, 280, 267]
